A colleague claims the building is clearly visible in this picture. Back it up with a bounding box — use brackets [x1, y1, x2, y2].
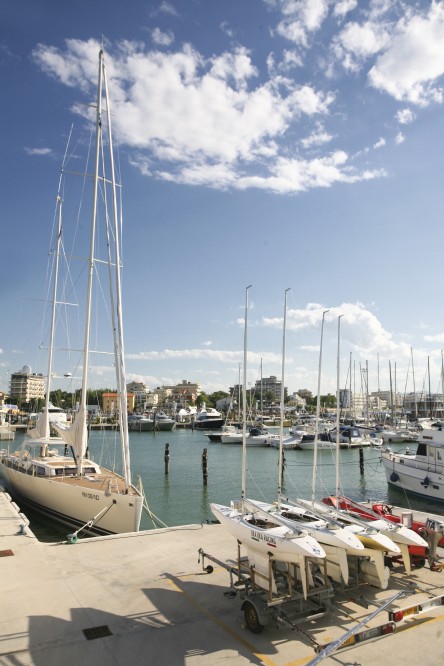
[403, 392, 444, 420]
[287, 392, 306, 410]
[254, 375, 284, 404]
[161, 380, 201, 408]
[126, 381, 149, 410]
[101, 393, 135, 414]
[144, 393, 159, 409]
[9, 366, 45, 405]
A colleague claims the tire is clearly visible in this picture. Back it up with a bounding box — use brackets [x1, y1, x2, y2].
[243, 601, 265, 634]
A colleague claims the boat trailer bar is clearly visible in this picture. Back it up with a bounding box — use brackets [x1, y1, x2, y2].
[306, 589, 409, 666]
[388, 591, 444, 622]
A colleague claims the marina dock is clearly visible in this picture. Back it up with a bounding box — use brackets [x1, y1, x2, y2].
[1, 487, 444, 665]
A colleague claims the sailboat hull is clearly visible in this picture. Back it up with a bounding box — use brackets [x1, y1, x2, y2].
[297, 498, 401, 553]
[0, 461, 143, 535]
[210, 503, 325, 561]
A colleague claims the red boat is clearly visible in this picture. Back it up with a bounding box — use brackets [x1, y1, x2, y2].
[322, 495, 444, 553]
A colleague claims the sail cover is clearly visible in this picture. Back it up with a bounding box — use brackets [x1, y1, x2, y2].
[28, 409, 51, 440]
[53, 404, 88, 459]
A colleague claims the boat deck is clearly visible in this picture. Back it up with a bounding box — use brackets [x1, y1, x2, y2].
[47, 468, 138, 495]
[1, 487, 444, 665]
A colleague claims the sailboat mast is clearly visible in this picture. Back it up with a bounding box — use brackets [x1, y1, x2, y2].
[441, 350, 444, 423]
[101, 55, 132, 488]
[277, 288, 290, 507]
[241, 285, 252, 507]
[335, 315, 343, 497]
[311, 310, 329, 505]
[411, 347, 417, 422]
[41, 195, 64, 441]
[75, 50, 105, 475]
[260, 357, 263, 418]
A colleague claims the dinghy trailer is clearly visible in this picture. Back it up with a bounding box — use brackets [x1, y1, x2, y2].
[197, 544, 334, 634]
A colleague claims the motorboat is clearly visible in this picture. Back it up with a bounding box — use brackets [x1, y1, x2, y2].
[379, 429, 418, 444]
[192, 407, 225, 430]
[153, 412, 175, 431]
[128, 414, 154, 432]
[220, 426, 272, 446]
[381, 427, 444, 501]
[206, 424, 240, 442]
[268, 433, 303, 449]
[326, 425, 368, 448]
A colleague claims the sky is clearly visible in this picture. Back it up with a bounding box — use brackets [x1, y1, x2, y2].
[1, 0, 444, 402]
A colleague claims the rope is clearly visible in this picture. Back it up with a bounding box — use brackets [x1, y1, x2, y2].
[137, 474, 169, 529]
[67, 501, 115, 542]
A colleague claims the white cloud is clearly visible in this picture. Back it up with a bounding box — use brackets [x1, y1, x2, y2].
[31, 37, 385, 194]
[263, 301, 410, 359]
[396, 108, 415, 124]
[373, 137, 385, 149]
[395, 131, 405, 144]
[333, 0, 358, 18]
[220, 21, 235, 38]
[274, 0, 329, 45]
[152, 28, 174, 47]
[368, 2, 444, 105]
[424, 333, 444, 343]
[126, 348, 281, 366]
[301, 122, 333, 148]
[24, 147, 53, 156]
[158, 1, 178, 17]
[333, 20, 390, 71]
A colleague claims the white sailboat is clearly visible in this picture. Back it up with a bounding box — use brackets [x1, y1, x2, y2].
[321, 494, 428, 574]
[0, 51, 143, 536]
[285, 316, 400, 587]
[247, 296, 364, 586]
[210, 287, 326, 597]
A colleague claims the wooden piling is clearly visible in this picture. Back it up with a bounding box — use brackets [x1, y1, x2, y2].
[202, 448, 208, 485]
[359, 446, 364, 474]
[164, 443, 170, 475]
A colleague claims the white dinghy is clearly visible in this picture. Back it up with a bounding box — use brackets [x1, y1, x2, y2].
[210, 287, 326, 598]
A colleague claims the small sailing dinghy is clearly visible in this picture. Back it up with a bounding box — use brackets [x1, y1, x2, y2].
[292, 316, 397, 587]
[0, 51, 143, 537]
[296, 498, 400, 553]
[322, 495, 428, 573]
[244, 294, 364, 586]
[210, 287, 326, 598]
[210, 503, 326, 561]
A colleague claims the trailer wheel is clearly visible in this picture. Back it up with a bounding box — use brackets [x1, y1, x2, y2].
[243, 601, 265, 634]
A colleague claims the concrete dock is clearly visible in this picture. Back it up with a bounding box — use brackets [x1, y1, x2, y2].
[1, 488, 444, 666]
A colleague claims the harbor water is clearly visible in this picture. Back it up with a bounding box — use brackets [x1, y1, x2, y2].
[1, 428, 438, 542]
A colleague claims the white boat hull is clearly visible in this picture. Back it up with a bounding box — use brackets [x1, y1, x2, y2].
[210, 503, 325, 561]
[0, 461, 143, 535]
[128, 418, 154, 431]
[297, 498, 400, 553]
[220, 435, 270, 446]
[381, 451, 444, 501]
[0, 426, 15, 441]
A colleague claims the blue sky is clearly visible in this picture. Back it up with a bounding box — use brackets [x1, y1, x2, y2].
[2, 0, 444, 400]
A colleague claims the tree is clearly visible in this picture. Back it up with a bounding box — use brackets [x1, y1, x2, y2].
[196, 392, 209, 408]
